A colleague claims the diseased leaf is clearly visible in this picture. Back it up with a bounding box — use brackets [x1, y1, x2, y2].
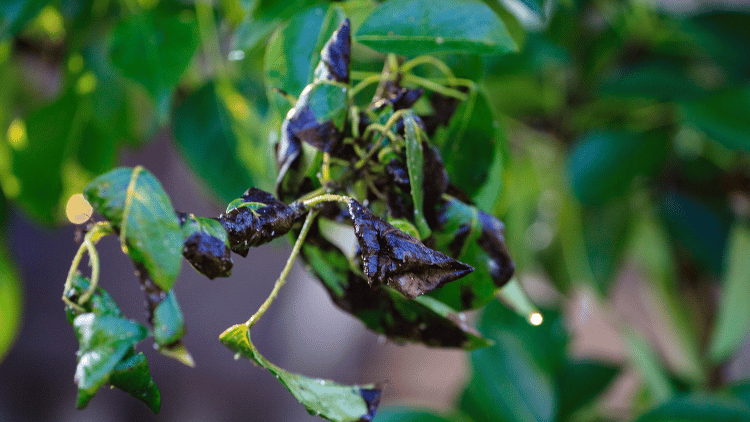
[430, 198, 514, 310]
[84, 167, 183, 291]
[708, 223, 750, 363]
[313, 19, 351, 84]
[220, 324, 382, 422]
[218, 187, 305, 257]
[177, 212, 233, 279]
[356, 0, 517, 56]
[403, 112, 432, 238]
[173, 83, 257, 203]
[349, 199, 473, 299]
[301, 221, 489, 349]
[110, 9, 198, 117]
[109, 351, 161, 414]
[281, 81, 349, 152]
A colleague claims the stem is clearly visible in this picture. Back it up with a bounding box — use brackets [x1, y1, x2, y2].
[301, 194, 351, 209]
[362, 124, 400, 144]
[402, 74, 469, 101]
[350, 74, 385, 98]
[245, 210, 318, 328]
[400, 55, 456, 80]
[62, 222, 113, 311]
[350, 70, 380, 81]
[119, 165, 143, 253]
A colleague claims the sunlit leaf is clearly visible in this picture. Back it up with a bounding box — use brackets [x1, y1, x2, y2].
[220, 324, 382, 422]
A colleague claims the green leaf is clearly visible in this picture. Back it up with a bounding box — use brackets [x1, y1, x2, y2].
[265, 5, 345, 98]
[64, 273, 123, 323]
[0, 242, 21, 363]
[0, 0, 50, 39]
[152, 290, 185, 347]
[180, 215, 229, 245]
[634, 393, 750, 422]
[109, 351, 161, 414]
[220, 324, 382, 422]
[231, 0, 324, 51]
[355, 0, 517, 56]
[434, 89, 499, 198]
[84, 167, 183, 291]
[709, 223, 750, 363]
[404, 112, 431, 239]
[680, 86, 750, 152]
[566, 130, 669, 206]
[12, 91, 82, 224]
[110, 9, 198, 118]
[172, 83, 256, 203]
[556, 360, 619, 420]
[73, 313, 149, 409]
[375, 407, 454, 422]
[581, 198, 631, 293]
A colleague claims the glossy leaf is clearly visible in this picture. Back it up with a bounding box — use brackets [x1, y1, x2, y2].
[301, 223, 490, 349]
[281, 81, 349, 152]
[313, 19, 351, 84]
[265, 5, 345, 97]
[680, 86, 750, 152]
[152, 290, 185, 347]
[0, 0, 49, 39]
[349, 199, 473, 299]
[709, 223, 750, 363]
[110, 9, 198, 117]
[84, 167, 183, 291]
[356, 0, 517, 56]
[173, 83, 257, 204]
[0, 243, 21, 363]
[430, 198, 514, 310]
[556, 360, 619, 420]
[403, 112, 432, 238]
[635, 394, 750, 422]
[178, 213, 233, 279]
[109, 351, 161, 414]
[73, 314, 149, 409]
[220, 324, 382, 422]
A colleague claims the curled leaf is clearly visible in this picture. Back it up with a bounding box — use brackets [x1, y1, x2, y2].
[371, 79, 423, 111]
[109, 351, 161, 414]
[348, 199, 473, 299]
[314, 19, 351, 84]
[281, 81, 349, 152]
[177, 213, 233, 279]
[219, 188, 305, 257]
[220, 324, 382, 422]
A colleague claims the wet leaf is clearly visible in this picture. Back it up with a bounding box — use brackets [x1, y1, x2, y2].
[430, 198, 514, 310]
[152, 290, 185, 347]
[282, 81, 349, 152]
[356, 0, 517, 56]
[84, 167, 183, 291]
[313, 19, 351, 84]
[218, 187, 305, 257]
[403, 112, 432, 238]
[348, 199, 473, 299]
[301, 222, 489, 349]
[64, 273, 122, 323]
[72, 313, 149, 409]
[172, 83, 257, 204]
[177, 213, 233, 279]
[110, 9, 198, 117]
[109, 351, 161, 414]
[220, 324, 382, 422]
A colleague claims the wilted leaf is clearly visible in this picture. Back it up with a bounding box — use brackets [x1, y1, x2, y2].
[281, 81, 349, 152]
[356, 0, 517, 56]
[177, 213, 233, 279]
[84, 167, 183, 291]
[219, 187, 305, 257]
[220, 324, 382, 422]
[313, 19, 351, 84]
[349, 199, 473, 299]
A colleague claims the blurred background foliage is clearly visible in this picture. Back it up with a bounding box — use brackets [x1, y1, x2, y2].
[2, 0, 750, 420]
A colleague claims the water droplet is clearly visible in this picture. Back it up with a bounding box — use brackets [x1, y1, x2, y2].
[318, 380, 326, 385]
[377, 335, 387, 345]
[457, 312, 466, 321]
[435, 36, 444, 45]
[228, 50, 245, 61]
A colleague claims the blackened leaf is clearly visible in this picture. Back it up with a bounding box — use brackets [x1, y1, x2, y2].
[220, 324, 382, 422]
[283, 81, 349, 152]
[172, 83, 257, 204]
[557, 360, 619, 420]
[84, 167, 183, 291]
[349, 199, 473, 299]
[265, 5, 346, 98]
[219, 187, 304, 256]
[421, 142, 449, 228]
[301, 222, 490, 349]
[355, 0, 517, 56]
[178, 213, 233, 279]
[110, 9, 198, 117]
[73, 314, 149, 409]
[314, 19, 351, 84]
[109, 351, 161, 414]
[403, 112, 432, 238]
[430, 198, 514, 310]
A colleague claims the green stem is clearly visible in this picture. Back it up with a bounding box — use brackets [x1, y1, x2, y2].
[400, 55, 456, 80]
[62, 222, 113, 311]
[350, 70, 380, 81]
[119, 165, 143, 253]
[245, 210, 318, 328]
[301, 194, 351, 209]
[402, 74, 468, 101]
[350, 74, 385, 98]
